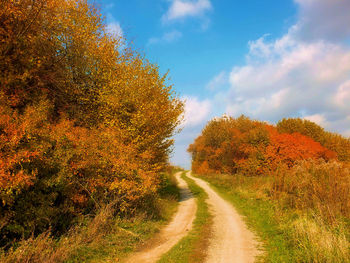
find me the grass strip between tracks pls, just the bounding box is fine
[158,172,212,263]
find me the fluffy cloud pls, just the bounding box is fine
[303,113,329,128]
[106,22,123,38]
[294,0,350,41]
[182,96,212,127]
[148,30,183,45]
[206,71,228,90]
[171,126,202,169]
[334,80,350,109]
[227,35,350,133]
[162,0,212,22]
[171,96,212,168]
[223,1,350,136]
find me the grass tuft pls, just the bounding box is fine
[158,172,212,263]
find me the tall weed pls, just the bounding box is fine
[291,216,350,262]
[272,160,350,222]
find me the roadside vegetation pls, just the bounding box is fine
[0,169,180,263]
[0,0,183,261]
[158,172,212,263]
[188,115,350,262]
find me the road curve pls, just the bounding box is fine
[124,171,197,263]
[187,172,261,263]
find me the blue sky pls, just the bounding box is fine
[100,0,350,168]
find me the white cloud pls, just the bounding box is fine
[171,95,213,168]
[105,12,123,39]
[223,1,350,136]
[182,96,211,127]
[294,0,350,41]
[303,114,329,128]
[171,126,202,169]
[227,35,350,133]
[162,0,212,22]
[247,34,273,59]
[106,22,123,38]
[334,80,350,109]
[206,71,228,90]
[148,30,182,45]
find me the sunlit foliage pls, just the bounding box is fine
[188,115,337,175]
[277,118,350,161]
[0,0,183,245]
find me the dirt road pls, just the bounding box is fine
[187,172,261,263]
[124,171,197,263]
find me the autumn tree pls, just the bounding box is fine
[265,126,337,170]
[277,118,350,161]
[188,116,337,176]
[0,0,183,245]
[188,115,270,174]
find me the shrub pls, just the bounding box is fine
[0,0,183,247]
[188,115,336,175]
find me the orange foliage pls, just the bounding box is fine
[0,0,183,245]
[265,126,337,170]
[277,118,350,161]
[188,115,337,175]
[0,102,41,203]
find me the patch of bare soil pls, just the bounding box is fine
[124,171,197,263]
[187,172,262,263]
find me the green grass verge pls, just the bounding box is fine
[65,172,181,263]
[197,174,297,263]
[158,172,212,263]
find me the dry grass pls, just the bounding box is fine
[271,160,350,222]
[0,171,180,263]
[0,201,177,263]
[199,159,350,262]
[0,203,116,263]
[271,160,350,262]
[292,216,350,263]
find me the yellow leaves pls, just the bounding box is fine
[1,0,183,229]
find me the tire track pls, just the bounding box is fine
[187,172,261,263]
[124,171,197,263]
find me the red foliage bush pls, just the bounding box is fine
[188,116,337,175]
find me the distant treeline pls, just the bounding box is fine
[188,115,350,175]
[0,0,183,247]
